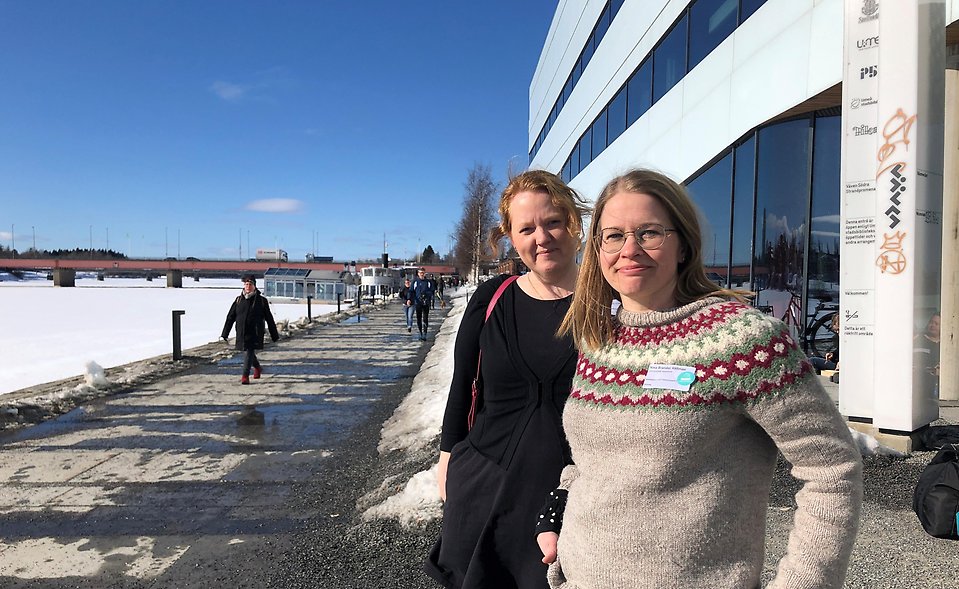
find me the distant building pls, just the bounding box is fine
[263,267,353,301]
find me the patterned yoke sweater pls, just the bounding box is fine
[548,298,863,589]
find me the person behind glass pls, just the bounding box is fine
[399,277,415,334]
[409,268,435,341]
[424,170,590,589]
[536,169,862,589]
[809,312,840,374]
[221,274,280,385]
[914,311,941,397]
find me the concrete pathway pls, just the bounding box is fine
[0,301,445,588]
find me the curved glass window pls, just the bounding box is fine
[592,110,608,158]
[808,115,841,301]
[653,13,688,102]
[689,0,739,70]
[578,130,592,171]
[732,136,756,286]
[754,119,811,299]
[627,59,652,126]
[607,87,627,144]
[686,152,733,285]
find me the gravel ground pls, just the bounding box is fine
[266,412,959,589]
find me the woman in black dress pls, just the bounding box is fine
[425,170,589,589]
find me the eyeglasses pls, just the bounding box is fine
[595,223,676,254]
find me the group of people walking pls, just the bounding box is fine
[425,169,863,589]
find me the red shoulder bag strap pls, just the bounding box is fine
[468,275,519,430]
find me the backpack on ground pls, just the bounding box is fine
[913,444,959,540]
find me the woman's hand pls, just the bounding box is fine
[537,531,559,564]
[437,451,451,501]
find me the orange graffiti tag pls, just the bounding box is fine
[876,108,917,179]
[876,230,908,274]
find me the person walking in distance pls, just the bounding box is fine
[399,277,415,334]
[424,170,590,589]
[409,268,435,341]
[221,274,280,384]
[536,169,862,589]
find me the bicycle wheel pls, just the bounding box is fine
[807,312,838,358]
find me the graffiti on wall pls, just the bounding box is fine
[875,108,917,273]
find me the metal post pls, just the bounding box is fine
[307,295,313,322]
[337,293,341,313]
[172,310,186,360]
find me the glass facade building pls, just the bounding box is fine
[529,0,959,352]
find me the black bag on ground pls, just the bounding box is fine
[917,425,959,451]
[913,445,959,540]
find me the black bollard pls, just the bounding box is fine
[172,310,186,360]
[307,295,313,321]
[337,293,341,314]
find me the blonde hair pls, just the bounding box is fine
[559,169,745,351]
[489,170,590,256]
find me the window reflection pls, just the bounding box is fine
[686,152,733,286]
[808,115,841,302]
[653,14,688,102]
[592,110,608,158]
[732,136,756,287]
[627,59,652,126]
[754,119,812,305]
[607,87,627,144]
[688,0,738,70]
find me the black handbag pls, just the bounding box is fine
[913,444,959,540]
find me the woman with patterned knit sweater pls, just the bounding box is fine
[535,170,862,589]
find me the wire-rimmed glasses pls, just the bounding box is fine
[594,223,676,254]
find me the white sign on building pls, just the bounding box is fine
[840,0,945,432]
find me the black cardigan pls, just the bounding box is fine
[440,275,576,468]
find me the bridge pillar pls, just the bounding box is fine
[166,270,183,288]
[53,268,76,287]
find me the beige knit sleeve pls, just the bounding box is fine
[557,464,579,490]
[747,372,863,589]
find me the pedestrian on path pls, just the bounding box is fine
[536,169,863,589]
[409,268,435,341]
[424,170,589,589]
[399,277,415,334]
[221,274,280,384]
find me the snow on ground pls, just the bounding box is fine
[361,287,900,527]
[1,271,897,527]
[0,272,336,396]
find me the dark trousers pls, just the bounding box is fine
[242,348,261,377]
[416,304,430,334]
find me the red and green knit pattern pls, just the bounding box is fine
[570,300,814,411]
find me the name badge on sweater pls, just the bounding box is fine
[644,364,697,391]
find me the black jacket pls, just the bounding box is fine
[221,291,280,351]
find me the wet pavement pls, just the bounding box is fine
[0,300,446,588]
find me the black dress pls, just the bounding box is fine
[425,275,576,589]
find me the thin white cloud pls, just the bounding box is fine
[210,80,249,101]
[0,231,11,241]
[245,199,304,213]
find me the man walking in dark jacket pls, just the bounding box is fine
[221,274,280,384]
[408,268,435,341]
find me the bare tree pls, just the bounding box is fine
[452,164,499,281]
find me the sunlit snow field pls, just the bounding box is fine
[0,272,336,396]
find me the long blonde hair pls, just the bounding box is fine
[559,169,745,351]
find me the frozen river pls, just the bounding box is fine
[0,272,337,396]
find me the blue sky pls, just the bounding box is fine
[0,0,557,263]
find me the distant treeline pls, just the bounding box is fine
[0,245,127,260]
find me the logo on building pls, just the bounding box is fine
[856,36,879,50]
[850,96,878,110]
[859,0,879,23]
[859,65,878,79]
[853,124,878,136]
